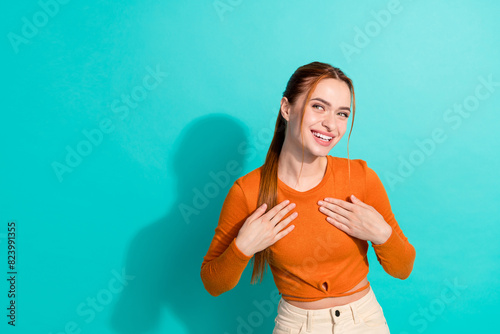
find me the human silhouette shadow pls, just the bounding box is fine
[110,114,279,333]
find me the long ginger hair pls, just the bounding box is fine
[250,61,356,284]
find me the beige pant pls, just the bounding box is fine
[273,286,390,334]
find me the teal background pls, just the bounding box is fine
[1,0,499,333]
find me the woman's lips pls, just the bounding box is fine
[311,130,333,146]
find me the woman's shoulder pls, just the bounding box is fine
[328,155,369,174]
[233,164,263,190]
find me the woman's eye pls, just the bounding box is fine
[313,104,324,111]
[338,112,349,118]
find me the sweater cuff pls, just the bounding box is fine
[372,227,400,251]
[228,239,253,262]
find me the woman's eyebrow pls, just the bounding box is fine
[310,97,351,111]
[311,97,331,106]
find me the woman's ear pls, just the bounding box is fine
[280,97,291,121]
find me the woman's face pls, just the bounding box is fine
[281,78,352,157]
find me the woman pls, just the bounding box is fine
[201,61,416,333]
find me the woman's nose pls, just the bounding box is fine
[321,113,337,132]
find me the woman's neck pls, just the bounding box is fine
[277,151,328,190]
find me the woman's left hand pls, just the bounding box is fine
[318,194,392,245]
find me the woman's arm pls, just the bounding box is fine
[363,162,416,279]
[200,180,253,296]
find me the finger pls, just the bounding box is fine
[273,224,295,243]
[324,209,351,227]
[320,201,351,220]
[269,202,296,225]
[262,199,290,220]
[274,211,298,230]
[350,194,371,209]
[324,197,356,212]
[248,203,268,221]
[327,217,351,234]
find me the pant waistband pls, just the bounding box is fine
[277,286,376,325]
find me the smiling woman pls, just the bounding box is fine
[279,77,352,157]
[200,61,416,334]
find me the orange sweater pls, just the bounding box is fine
[200,155,416,301]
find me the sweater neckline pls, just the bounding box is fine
[277,155,333,195]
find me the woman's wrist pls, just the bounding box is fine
[234,236,254,257]
[372,225,392,245]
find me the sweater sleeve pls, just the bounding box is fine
[200,180,253,296]
[363,163,416,279]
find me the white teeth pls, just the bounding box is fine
[312,131,332,141]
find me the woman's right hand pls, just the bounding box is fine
[234,199,298,257]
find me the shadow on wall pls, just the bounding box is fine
[110,114,278,333]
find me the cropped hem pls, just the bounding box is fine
[280,281,371,302]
